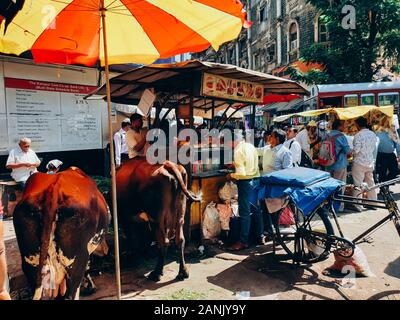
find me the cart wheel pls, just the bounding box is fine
[274,203,334,264]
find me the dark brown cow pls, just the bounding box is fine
[117,157,200,282]
[13,167,109,300]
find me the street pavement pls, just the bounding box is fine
[4,184,400,300]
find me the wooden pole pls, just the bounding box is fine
[100,0,122,300]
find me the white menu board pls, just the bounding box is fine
[5,77,102,152]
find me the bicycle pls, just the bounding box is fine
[271,176,400,264]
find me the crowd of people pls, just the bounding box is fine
[226,116,400,251]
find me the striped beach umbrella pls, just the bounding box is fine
[0,0,249,66]
[0,0,249,300]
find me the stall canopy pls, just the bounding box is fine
[87,60,309,116]
[273,105,394,123]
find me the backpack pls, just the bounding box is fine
[300,149,314,168]
[289,139,315,168]
[318,133,342,167]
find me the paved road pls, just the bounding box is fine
[84,185,400,301]
[5,185,400,300]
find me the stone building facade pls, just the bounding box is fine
[193,0,328,75]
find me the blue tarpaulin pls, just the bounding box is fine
[249,167,343,216]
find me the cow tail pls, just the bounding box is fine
[33,183,59,300]
[163,161,201,202]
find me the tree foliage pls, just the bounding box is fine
[288,0,400,84]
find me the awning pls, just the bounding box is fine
[276,98,304,113]
[273,105,394,122]
[86,60,309,112]
[263,93,301,104]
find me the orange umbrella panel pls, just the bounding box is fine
[0,0,249,66]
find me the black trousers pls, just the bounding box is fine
[376,152,399,183]
[121,153,129,162]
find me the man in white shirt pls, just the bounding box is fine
[6,137,41,186]
[126,113,147,159]
[114,118,130,168]
[296,120,317,158]
[284,126,302,166]
[352,117,378,210]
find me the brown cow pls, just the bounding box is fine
[13,167,109,300]
[117,157,200,282]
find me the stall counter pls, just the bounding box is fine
[190,170,230,229]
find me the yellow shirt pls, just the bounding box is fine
[231,141,260,180]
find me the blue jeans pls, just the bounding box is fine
[237,179,264,245]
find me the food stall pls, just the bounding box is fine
[87,60,308,237]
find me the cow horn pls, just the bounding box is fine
[162,161,201,202]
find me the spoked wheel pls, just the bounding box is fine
[274,203,335,263]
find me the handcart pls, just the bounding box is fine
[259,167,400,264]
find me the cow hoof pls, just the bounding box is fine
[175,271,189,281]
[148,271,162,282]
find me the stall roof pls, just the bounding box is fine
[273,105,394,123]
[276,98,304,112]
[86,60,309,113]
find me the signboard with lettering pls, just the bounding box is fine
[5,78,102,152]
[201,72,264,103]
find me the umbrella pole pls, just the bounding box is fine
[100,1,122,300]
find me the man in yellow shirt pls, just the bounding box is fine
[228,131,264,251]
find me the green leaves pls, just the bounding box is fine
[295,0,400,84]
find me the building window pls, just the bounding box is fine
[378,93,399,106]
[228,48,236,64]
[253,53,260,69]
[289,23,298,51]
[288,22,299,63]
[239,39,247,54]
[344,94,359,108]
[319,19,329,43]
[266,43,276,63]
[361,94,375,106]
[259,6,268,23]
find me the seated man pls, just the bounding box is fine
[6,137,41,188]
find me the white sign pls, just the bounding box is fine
[4,77,101,152]
[138,88,156,116]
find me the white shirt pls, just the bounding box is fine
[284,138,302,166]
[6,147,40,182]
[296,129,311,157]
[113,128,128,166]
[353,128,377,168]
[126,128,146,159]
[258,144,293,174]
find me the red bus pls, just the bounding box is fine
[311,81,400,109]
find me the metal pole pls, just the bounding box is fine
[100,0,122,300]
[211,100,215,128]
